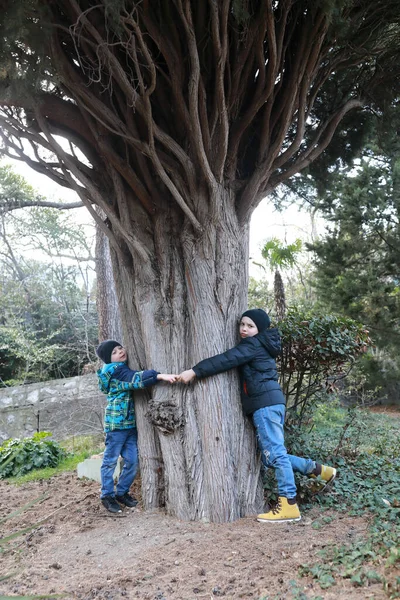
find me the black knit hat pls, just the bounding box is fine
[96,340,122,364]
[241,309,270,332]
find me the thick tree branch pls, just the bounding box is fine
[0,198,84,213]
[265,98,364,193]
[173,0,216,190]
[270,18,330,169]
[237,98,364,225]
[208,0,230,182]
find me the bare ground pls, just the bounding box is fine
[0,471,394,600]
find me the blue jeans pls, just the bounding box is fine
[252,405,315,499]
[100,428,139,498]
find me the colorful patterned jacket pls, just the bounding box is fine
[96,362,159,432]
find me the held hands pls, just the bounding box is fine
[157,373,178,384]
[156,370,197,385]
[177,369,196,384]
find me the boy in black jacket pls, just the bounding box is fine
[178,309,336,523]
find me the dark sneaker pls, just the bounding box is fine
[115,492,138,507]
[101,496,123,513]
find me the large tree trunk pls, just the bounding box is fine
[95,209,123,342]
[111,190,263,522]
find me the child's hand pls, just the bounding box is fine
[157,373,178,384]
[178,369,196,384]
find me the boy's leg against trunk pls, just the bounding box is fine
[116,428,138,496]
[252,405,297,499]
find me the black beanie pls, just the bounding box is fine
[96,340,122,364]
[241,309,271,332]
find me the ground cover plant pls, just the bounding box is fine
[0,433,103,483]
[0,432,67,479]
[294,404,400,598]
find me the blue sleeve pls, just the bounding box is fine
[192,338,258,379]
[112,364,160,388]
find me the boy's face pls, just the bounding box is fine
[239,317,258,338]
[111,345,127,362]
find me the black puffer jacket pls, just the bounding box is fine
[192,328,285,416]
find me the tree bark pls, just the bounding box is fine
[274,270,287,322]
[95,209,123,342]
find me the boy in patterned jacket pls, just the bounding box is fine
[96,339,177,513]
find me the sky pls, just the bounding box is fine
[3,156,323,277]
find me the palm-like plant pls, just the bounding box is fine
[261,238,303,321]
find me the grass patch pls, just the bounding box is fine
[60,433,104,455]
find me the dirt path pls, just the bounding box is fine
[0,473,389,600]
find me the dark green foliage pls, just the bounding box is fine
[0,432,67,479]
[299,113,400,401]
[277,308,372,424]
[308,153,400,352]
[280,103,400,401]
[344,350,400,407]
[0,1,53,98]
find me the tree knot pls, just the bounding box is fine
[146,400,183,435]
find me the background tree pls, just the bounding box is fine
[308,155,400,348]
[247,276,274,313]
[1,1,400,522]
[0,165,98,384]
[305,114,400,402]
[0,163,121,344]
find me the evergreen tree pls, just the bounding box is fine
[1,0,400,521]
[308,139,400,352]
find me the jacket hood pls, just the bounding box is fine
[96,362,125,393]
[257,328,281,357]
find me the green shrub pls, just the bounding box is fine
[0,432,67,479]
[277,308,372,425]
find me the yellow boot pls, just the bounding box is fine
[319,464,337,484]
[257,497,301,523]
[309,463,337,493]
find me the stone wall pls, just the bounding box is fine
[0,374,105,443]
[1,373,398,444]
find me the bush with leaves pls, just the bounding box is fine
[0,432,67,479]
[277,308,372,425]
